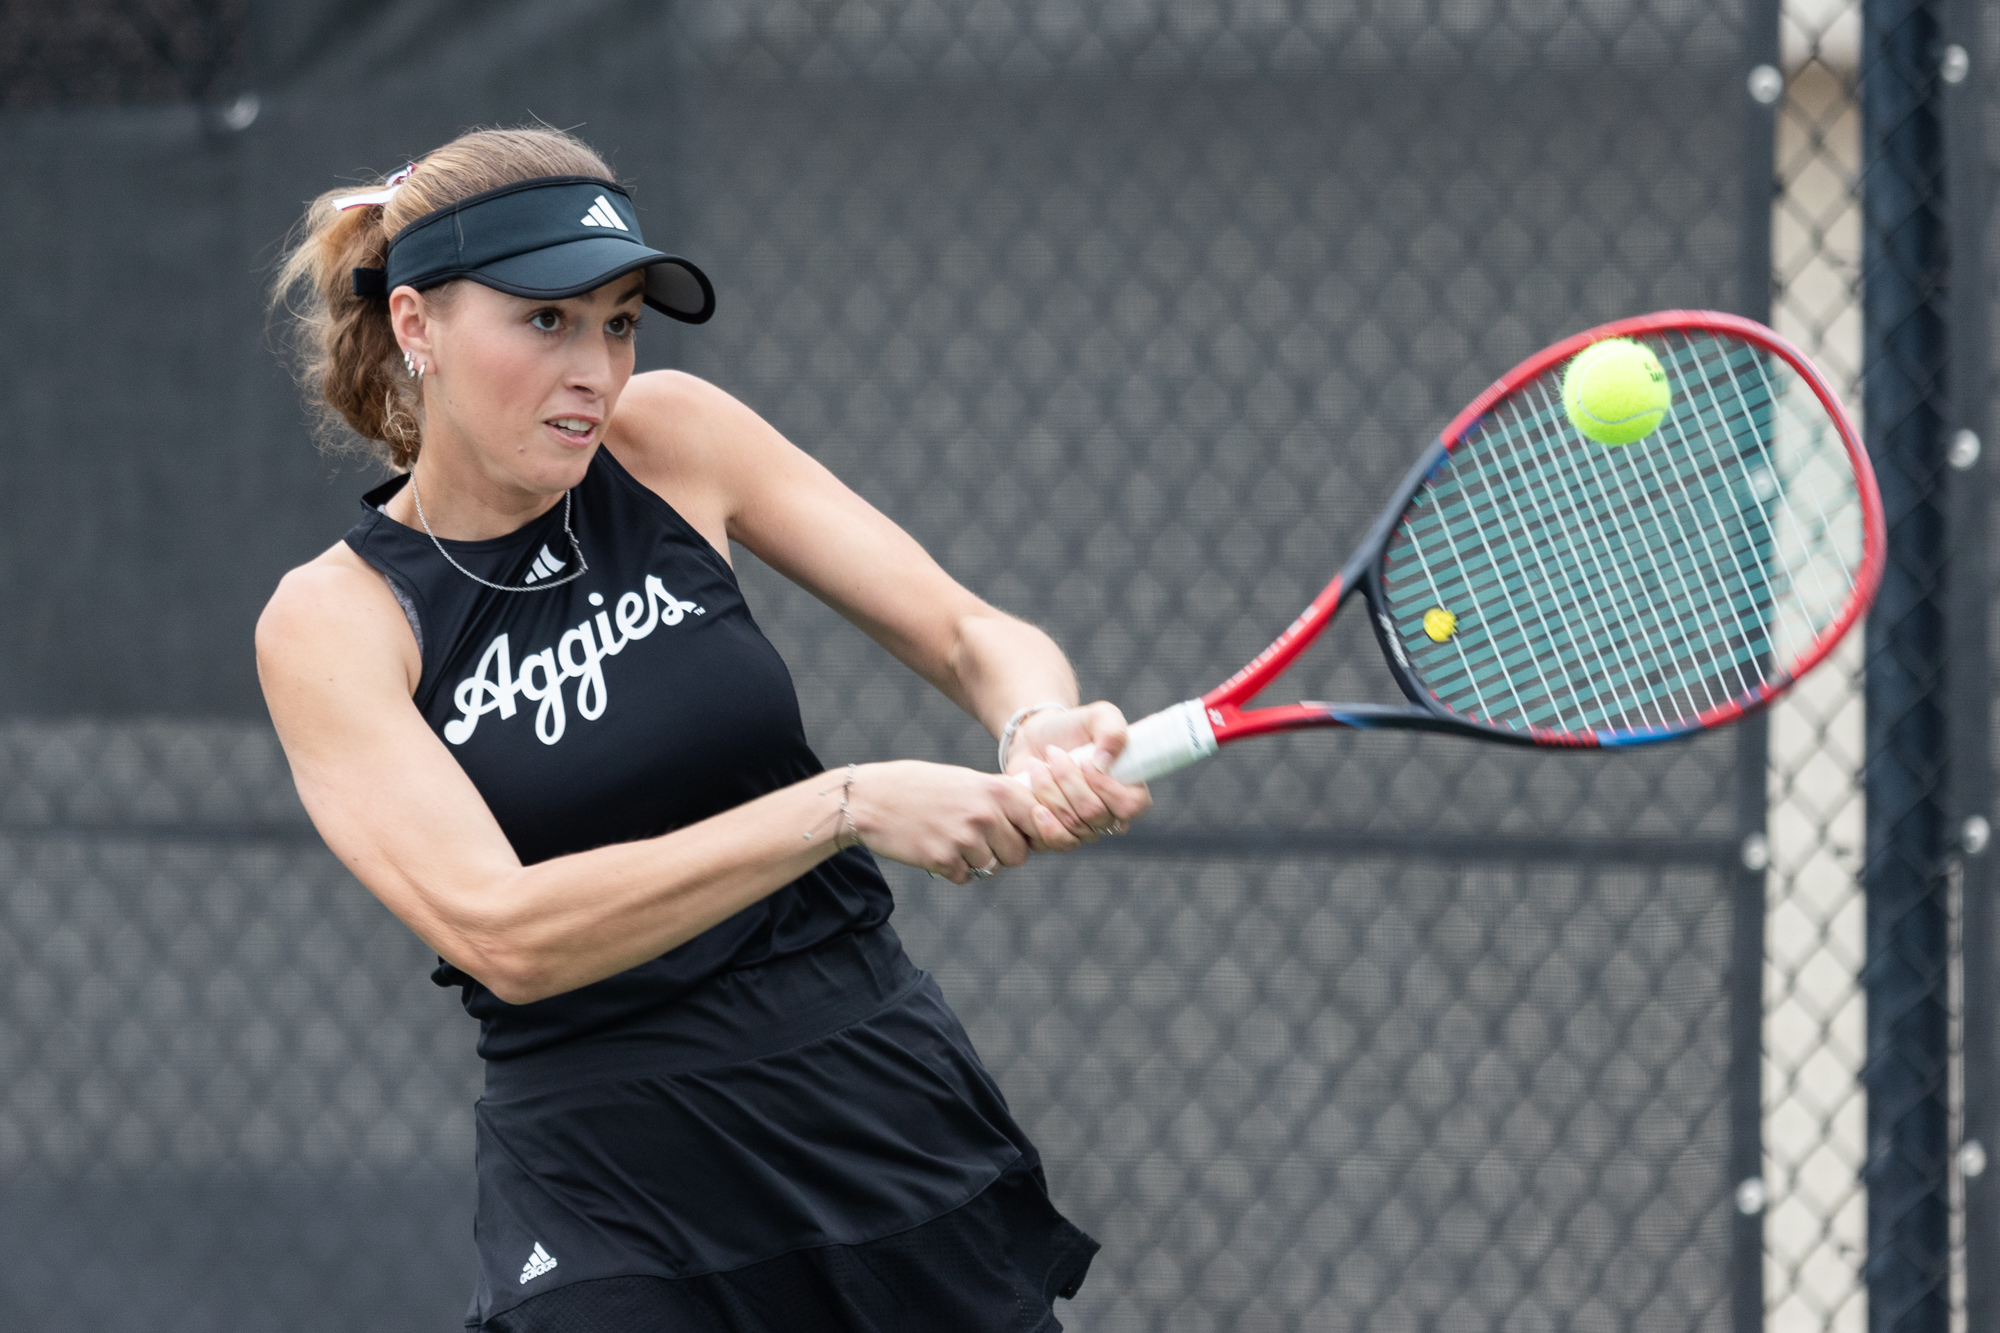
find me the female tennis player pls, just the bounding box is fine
[257,126,1150,1331]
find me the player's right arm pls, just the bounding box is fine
[255,547,1048,1005]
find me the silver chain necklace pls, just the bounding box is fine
[409,473,589,593]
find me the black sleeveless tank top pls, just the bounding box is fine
[343,449,893,1061]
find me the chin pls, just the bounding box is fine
[516,442,597,493]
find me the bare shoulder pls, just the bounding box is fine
[618,367,732,417]
[257,542,421,699]
[617,368,747,429]
[610,370,776,471]
[608,370,793,556]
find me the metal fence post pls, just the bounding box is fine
[1939,0,1994,1323]
[1736,6,1781,1329]
[1861,1,1954,1329]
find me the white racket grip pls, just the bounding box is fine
[1100,699,1219,784]
[1010,699,1218,786]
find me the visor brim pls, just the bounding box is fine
[465,237,715,324]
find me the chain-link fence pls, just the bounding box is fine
[674,23,1757,1330]
[0,0,1990,1330]
[1763,5,1872,1327]
[1760,3,1994,1332]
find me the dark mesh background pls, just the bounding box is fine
[687,70,1751,843]
[0,2,1765,1329]
[0,0,243,108]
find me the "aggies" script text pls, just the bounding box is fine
[444,575,704,746]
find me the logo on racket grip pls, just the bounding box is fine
[445,574,704,747]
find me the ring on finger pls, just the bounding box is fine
[968,856,1000,880]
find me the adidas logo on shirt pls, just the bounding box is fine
[519,1242,559,1284]
[579,195,629,231]
[522,544,567,585]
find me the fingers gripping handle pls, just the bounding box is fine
[1098,700,1219,783]
[1010,699,1219,786]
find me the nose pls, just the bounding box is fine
[564,323,623,395]
[566,343,611,396]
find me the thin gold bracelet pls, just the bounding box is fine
[804,763,860,849]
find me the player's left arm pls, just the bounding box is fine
[609,370,1149,846]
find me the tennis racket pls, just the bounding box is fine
[1090,310,1884,785]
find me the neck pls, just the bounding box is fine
[385,441,578,541]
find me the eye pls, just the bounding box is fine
[528,309,562,333]
[608,313,641,339]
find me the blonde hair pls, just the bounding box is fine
[273,127,616,470]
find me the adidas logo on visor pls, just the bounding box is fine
[579,195,629,231]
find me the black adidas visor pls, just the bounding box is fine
[352,175,714,324]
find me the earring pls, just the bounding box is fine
[403,351,416,378]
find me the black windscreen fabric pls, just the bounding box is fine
[0,1,1757,1329]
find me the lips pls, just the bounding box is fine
[546,416,597,445]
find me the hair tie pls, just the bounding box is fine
[331,162,418,212]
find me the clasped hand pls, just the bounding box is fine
[845,703,1153,885]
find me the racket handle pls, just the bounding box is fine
[1010,700,1219,786]
[1101,700,1219,784]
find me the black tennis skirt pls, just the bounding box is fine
[464,925,1098,1331]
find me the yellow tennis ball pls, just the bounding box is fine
[1423,607,1457,642]
[1562,338,1671,446]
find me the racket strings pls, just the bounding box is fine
[1382,331,1865,737]
[1504,350,1784,728]
[1563,352,1771,708]
[1502,388,1726,727]
[1514,383,1729,720]
[1424,385,1752,730]
[1493,336,1844,727]
[1674,330,1859,660]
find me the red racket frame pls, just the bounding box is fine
[1196,310,1887,750]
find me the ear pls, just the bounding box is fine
[388,287,434,364]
